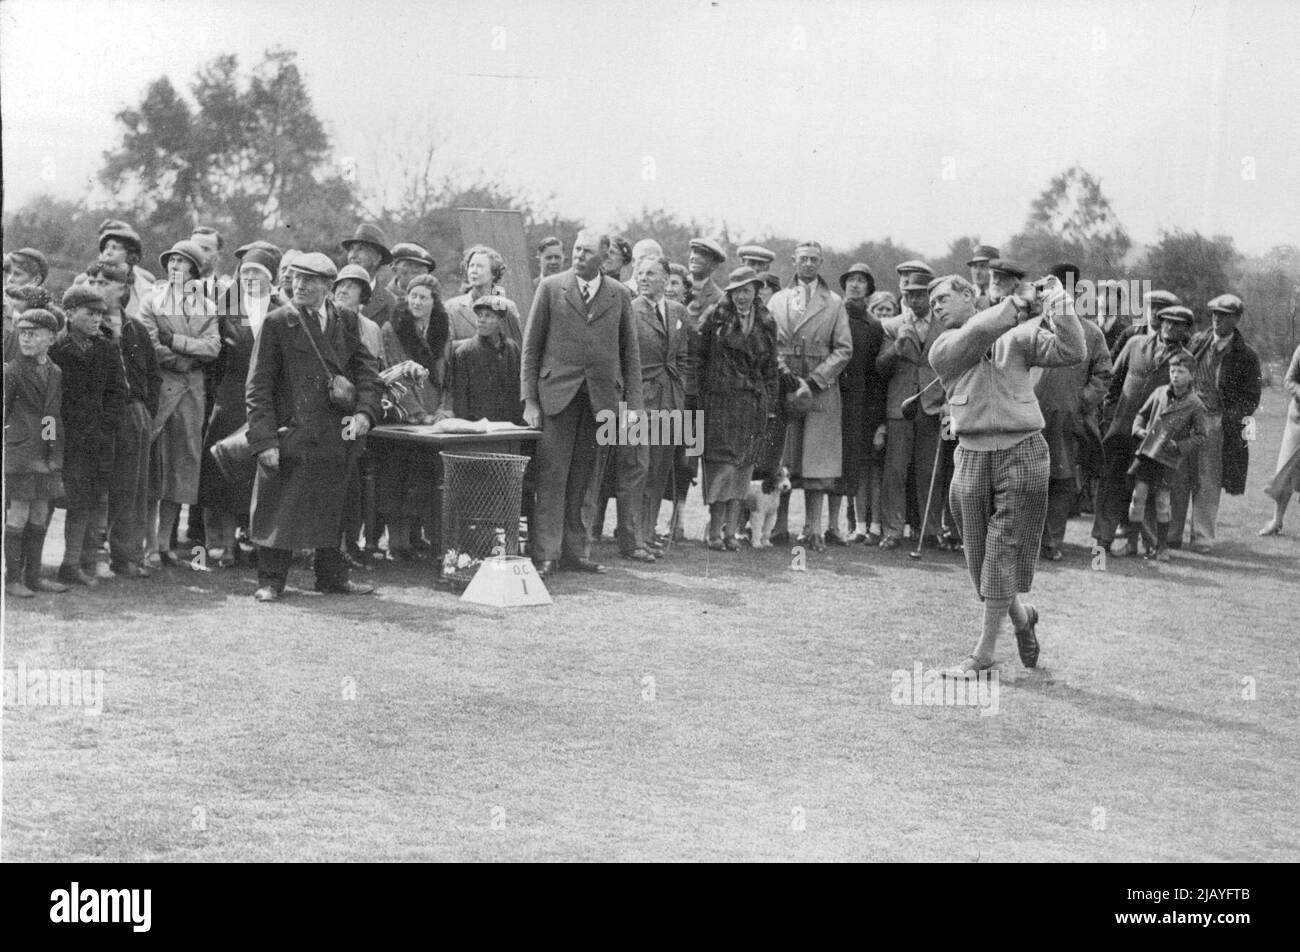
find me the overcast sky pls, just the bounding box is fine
[3,0,1298,257]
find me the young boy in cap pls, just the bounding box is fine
[1129,350,1208,561]
[4,309,68,596]
[88,261,161,576]
[446,296,524,424]
[50,288,127,585]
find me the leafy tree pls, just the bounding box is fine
[1005,166,1131,279]
[99,49,359,252]
[1138,230,1241,328]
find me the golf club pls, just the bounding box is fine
[909,434,946,560]
[900,376,944,421]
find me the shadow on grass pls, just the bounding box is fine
[1012,674,1269,736]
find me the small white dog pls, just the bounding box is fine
[744,466,792,548]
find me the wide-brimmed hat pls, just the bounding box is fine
[158,240,204,275]
[340,223,393,266]
[1207,293,1244,316]
[839,262,876,294]
[966,244,1000,266]
[290,251,339,281]
[98,220,143,256]
[390,242,436,271]
[688,237,726,264]
[723,266,765,294]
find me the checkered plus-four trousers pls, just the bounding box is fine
[950,432,1050,601]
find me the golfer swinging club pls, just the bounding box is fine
[927,271,1084,677]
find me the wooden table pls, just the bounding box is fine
[364,425,541,577]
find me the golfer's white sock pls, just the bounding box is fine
[975,597,1012,663]
[1008,594,1029,628]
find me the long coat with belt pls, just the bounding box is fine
[138,284,219,503]
[1187,327,1262,495]
[245,300,382,550]
[1103,333,1182,441]
[1034,317,1112,479]
[50,328,127,508]
[838,298,887,490]
[632,295,690,413]
[767,277,854,480]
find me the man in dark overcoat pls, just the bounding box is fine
[246,252,383,601]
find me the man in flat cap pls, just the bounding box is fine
[245,252,383,601]
[876,262,944,549]
[341,223,398,328]
[928,274,1084,676]
[1111,289,1179,362]
[685,237,727,330]
[967,244,1000,309]
[1167,293,1261,553]
[522,230,643,577]
[385,242,436,303]
[738,245,776,276]
[1095,302,1195,556]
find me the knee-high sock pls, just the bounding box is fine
[708,502,725,541]
[1128,481,1149,525]
[975,596,1012,663]
[1008,594,1029,628]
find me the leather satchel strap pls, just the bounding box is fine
[299,307,339,379]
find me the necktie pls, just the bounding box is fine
[581,282,591,304]
[659,302,668,333]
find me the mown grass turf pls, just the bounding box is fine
[3,388,1296,861]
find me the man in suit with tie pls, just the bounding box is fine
[876,267,946,548]
[522,230,643,577]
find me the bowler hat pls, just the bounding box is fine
[98,221,144,256]
[723,266,764,294]
[391,242,436,271]
[895,259,933,277]
[966,244,1001,266]
[989,259,1026,280]
[1156,305,1194,325]
[738,244,775,264]
[158,240,204,275]
[839,262,877,294]
[1207,293,1244,316]
[688,237,727,263]
[10,248,48,281]
[290,252,339,281]
[62,286,109,313]
[340,223,393,266]
[14,308,59,333]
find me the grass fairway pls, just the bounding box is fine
[3,387,1297,862]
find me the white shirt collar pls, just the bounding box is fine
[578,272,601,297]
